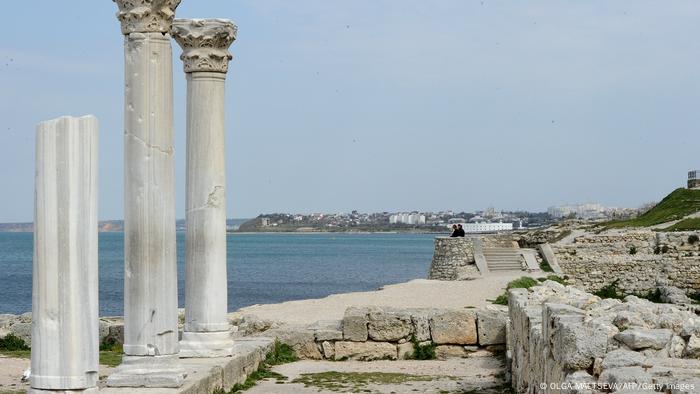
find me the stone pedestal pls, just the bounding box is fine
[107,0,185,387]
[172,19,237,358]
[31,116,99,394]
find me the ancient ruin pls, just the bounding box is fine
[172,18,238,358]
[31,116,99,393]
[106,0,184,387]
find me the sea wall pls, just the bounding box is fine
[552,230,700,293]
[508,281,700,393]
[236,305,509,361]
[428,237,478,280]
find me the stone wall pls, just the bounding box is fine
[428,237,478,280]
[481,234,518,248]
[552,230,700,293]
[508,281,700,393]
[238,306,508,361]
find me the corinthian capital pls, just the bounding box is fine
[113,0,181,35]
[172,19,238,73]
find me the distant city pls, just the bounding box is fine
[239,203,640,233]
[0,203,641,233]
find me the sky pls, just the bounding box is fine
[0,1,698,222]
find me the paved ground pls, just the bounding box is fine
[0,355,115,393]
[247,357,507,394]
[230,274,541,325]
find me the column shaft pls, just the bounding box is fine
[172,18,237,358]
[185,72,229,333]
[122,32,179,357]
[31,116,99,393]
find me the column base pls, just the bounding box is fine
[28,388,98,394]
[179,331,234,358]
[106,354,186,388]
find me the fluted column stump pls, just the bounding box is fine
[107,0,185,387]
[172,19,237,358]
[30,116,99,394]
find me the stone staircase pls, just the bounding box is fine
[482,247,525,271]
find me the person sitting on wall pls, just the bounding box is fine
[449,224,459,237]
[456,224,466,237]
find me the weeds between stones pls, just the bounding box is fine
[214,339,297,393]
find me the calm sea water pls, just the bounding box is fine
[0,232,435,316]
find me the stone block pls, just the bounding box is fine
[334,341,397,361]
[550,319,608,370]
[342,307,368,342]
[435,345,468,360]
[600,349,645,369]
[684,334,700,358]
[321,341,335,359]
[429,309,477,345]
[410,309,434,342]
[397,342,414,360]
[615,329,673,350]
[477,307,508,345]
[9,322,32,347]
[0,314,17,329]
[314,329,343,342]
[598,366,653,387]
[264,328,322,360]
[367,308,413,342]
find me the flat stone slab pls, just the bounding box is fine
[101,337,273,394]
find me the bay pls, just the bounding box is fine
[0,232,435,316]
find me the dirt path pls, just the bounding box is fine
[247,357,507,393]
[231,274,540,325]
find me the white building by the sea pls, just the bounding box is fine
[448,221,513,233]
[389,213,426,225]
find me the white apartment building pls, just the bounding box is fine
[390,213,426,225]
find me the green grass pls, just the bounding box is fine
[264,340,298,366]
[602,188,700,229]
[0,348,121,367]
[214,340,296,393]
[492,277,540,305]
[407,335,436,360]
[594,279,625,300]
[0,349,30,358]
[539,259,553,272]
[291,371,455,392]
[665,219,700,232]
[0,334,29,351]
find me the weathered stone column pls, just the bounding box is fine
[107,0,185,387]
[172,19,237,358]
[31,116,99,393]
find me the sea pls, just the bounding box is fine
[0,232,436,316]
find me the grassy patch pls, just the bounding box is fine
[0,350,30,359]
[539,259,553,272]
[407,335,436,360]
[99,351,122,367]
[665,219,700,232]
[0,334,29,351]
[602,188,700,229]
[292,371,454,392]
[492,277,540,305]
[265,340,298,366]
[594,279,624,300]
[635,288,663,303]
[537,275,568,285]
[214,340,296,393]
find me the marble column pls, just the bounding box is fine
[172,19,237,358]
[31,116,99,394]
[107,0,185,387]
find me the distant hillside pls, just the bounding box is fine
[603,188,700,230]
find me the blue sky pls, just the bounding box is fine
[0,1,698,222]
